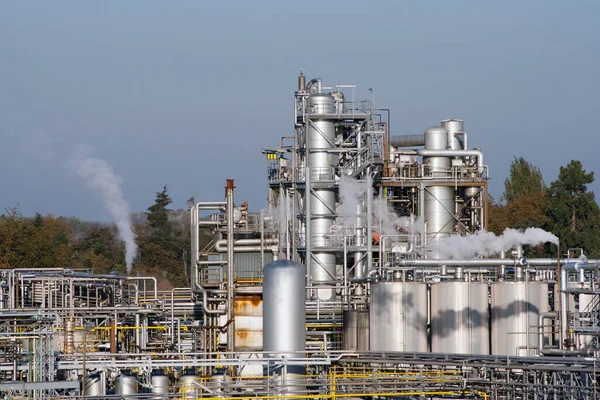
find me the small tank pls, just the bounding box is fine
[208,372,232,393]
[83,372,104,397]
[115,373,138,399]
[150,370,169,399]
[179,373,200,400]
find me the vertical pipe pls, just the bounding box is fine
[110,319,116,354]
[135,314,141,352]
[226,179,235,352]
[367,169,373,272]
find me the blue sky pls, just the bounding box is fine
[1,1,599,220]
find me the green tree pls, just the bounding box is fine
[503,157,546,203]
[548,160,600,257]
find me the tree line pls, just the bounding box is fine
[489,158,600,258]
[0,186,199,287]
[1,159,599,285]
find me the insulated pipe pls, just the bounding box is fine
[214,238,279,252]
[538,312,556,355]
[226,179,235,352]
[396,258,598,267]
[417,149,485,174]
[306,78,322,94]
[390,134,425,148]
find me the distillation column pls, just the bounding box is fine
[423,126,454,252]
[306,91,337,301]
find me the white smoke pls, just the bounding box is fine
[71,150,137,273]
[339,177,423,238]
[430,227,559,259]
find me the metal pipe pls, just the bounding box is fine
[417,149,485,174]
[390,134,425,148]
[214,238,279,252]
[306,78,322,93]
[226,179,235,352]
[396,258,594,267]
[538,312,556,355]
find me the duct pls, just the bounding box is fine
[417,149,485,174]
[390,134,425,148]
[305,78,322,94]
[215,238,279,252]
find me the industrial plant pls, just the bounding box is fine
[1,72,599,399]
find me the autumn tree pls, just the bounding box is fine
[548,160,600,257]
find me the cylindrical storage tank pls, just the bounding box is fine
[369,282,428,352]
[263,260,306,396]
[491,282,550,356]
[431,281,489,354]
[424,186,455,245]
[441,119,464,150]
[263,260,306,358]
[208,372,232,393]
[178,373,200,400]
[424,126,449,176]
[83,372,104,397]
[115,373,138,399]
[150,370,169,399]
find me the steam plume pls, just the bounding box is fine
[430,227,559,259]
[71,151,137,273]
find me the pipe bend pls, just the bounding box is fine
[306,78,322,94]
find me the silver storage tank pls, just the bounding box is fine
[491,281,550,356]
[115,373,138,399]
[263,260,306,396]
[370,282,428,352]
[263,260,306,357]
[423,126,454,250]
[150,370,169,399]
[431,281,489,354]
[83,372,104,397]
[179,373,200,400]
[343,310,369,351]
[441,119,464,150]
[307,93,337,301]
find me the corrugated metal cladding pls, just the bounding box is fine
[205,252,273,284]
[232,252,274,279]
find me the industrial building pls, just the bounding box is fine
[1,72,599,399]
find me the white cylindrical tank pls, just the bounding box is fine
[491,281,550,356]
[83,372,104,397]
[441,119,464,150]
[343,310,370,351]
[179,373,200,400]
[431,281,489,354]
[263,260,306,358]
[115,373,138,399]
[369,282,428,352]
[150,370,169,399]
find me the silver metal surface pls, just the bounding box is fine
[424,186,454,241]
[369,282,428,352]
[263,260,306,358]
[115,374,138,398]
[83,372,104,396]
[431,281,489,354]
[306,93,337,300]
[441,119,464,150]
[179,373,200,400]
[150,372,169,397]
[491,282,550,356]
[424,126,449,176]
